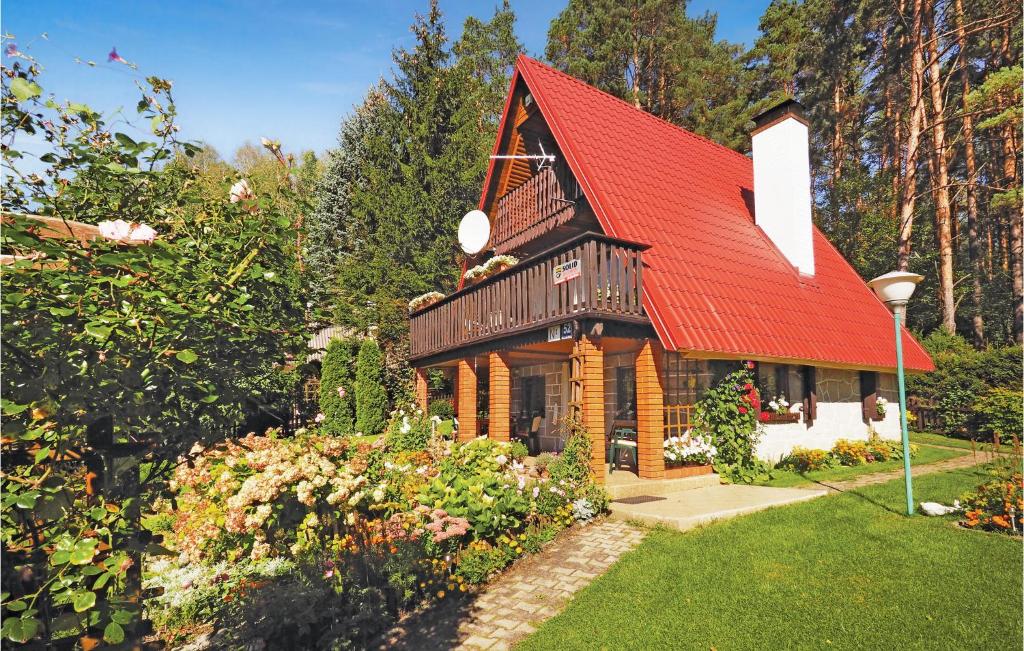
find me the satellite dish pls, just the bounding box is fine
[458,210,491,255]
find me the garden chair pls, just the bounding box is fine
[527,415,543,455]
[608,424,638,473]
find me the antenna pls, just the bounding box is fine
[457,210,491,255]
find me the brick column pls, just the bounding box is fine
[456,359,478,441]
[576,335,606,484]
[488,352,511,442]
[414,368,429,413]
[636,339,666,479]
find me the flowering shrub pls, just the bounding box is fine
[694,367,769,483]
[663,431,717,465]
[147,423,605,647]
[778,447,836,472]
[777,435,915,473]
[960,467,1023,535]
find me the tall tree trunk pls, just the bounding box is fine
[1004,129,1023,341]
[897,0,926,272]
[925,0,956,332]
[832,83,845,187]
[954,0,985,345]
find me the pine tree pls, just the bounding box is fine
[355,338,388,434]
[319,337,357,435]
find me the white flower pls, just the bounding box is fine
[129,222,157,243]
[229,179,254,203]
[495,454,508,466]
[314,413,325,423]
[98,219,133,241]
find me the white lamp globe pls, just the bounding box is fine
[867,271,924,308]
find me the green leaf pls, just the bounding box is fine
[175,349,198,364]
[15,492,39,509]
[103,621,125,644]
[34,447,51,464]
[110,608,135,625]
[85,323,113,339]
[1,399,28,416]
[68,101,92,114]
[71,591,96,613]
[5,600,27,612]
[10,78,42,102]
[70,541,97,565]
[114,132,138,148]
[3,616,39,643]
[92,573,111,590]
[50,550,71,566]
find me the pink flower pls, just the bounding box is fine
[98,219,132,241]
[337,386,346,399]
[5,43,22,58]
[314,413,325,423]
[108,47,128,65]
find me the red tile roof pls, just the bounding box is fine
[482,55,933,372]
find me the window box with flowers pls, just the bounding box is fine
[663,432,716,478]
[759,395,801,424]
[409,291,445,313]
[463,255,519,285]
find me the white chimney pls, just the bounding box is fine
[751,100,815,276]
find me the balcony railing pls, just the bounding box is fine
[409,233,648,361]
[491,162,583,254]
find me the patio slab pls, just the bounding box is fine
[609,483,827,531]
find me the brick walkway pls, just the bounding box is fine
[379,519,647,650]
[817,446,982,492]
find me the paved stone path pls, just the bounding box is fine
[817,446,982,492]
[379,519,647,650]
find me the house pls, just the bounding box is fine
[408,55,933,483]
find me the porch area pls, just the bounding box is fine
[413,331,713,485]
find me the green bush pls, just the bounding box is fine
[907,331,1022,437]
[386,406,433,452]
[456,543,513,584]
[319,337,357,435]
[695,368,770,483]
[355,338,389,434]
[974,388,1024,444]
[549,415,593,486]
[428,398,455,419]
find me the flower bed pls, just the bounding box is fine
[777,434,917,472]
[959,466,1023,535]
[144,411,605,648]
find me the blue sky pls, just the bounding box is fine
[3,1,770,160]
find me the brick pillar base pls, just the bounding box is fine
[576,335,606,484]
[489,352,511,442]
[456,359,478,441]
[636,339,666,479]
[414,368,429,413]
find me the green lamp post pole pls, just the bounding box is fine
[893,309,914,516]
[867,270,924,517]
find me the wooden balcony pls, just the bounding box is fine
[491,161,584,255]
[409,233,648,361]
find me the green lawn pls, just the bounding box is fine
[520,466,1022,651]
[757,444,966,488]
[910,431,995,452]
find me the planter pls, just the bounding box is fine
[759,412,802,424]
[663,463,714,479]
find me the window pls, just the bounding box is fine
[615,366,636,419]
[521,376,544,418]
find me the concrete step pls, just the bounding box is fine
[606,472,720,501]
[608,484,828,531]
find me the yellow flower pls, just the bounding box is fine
[437,590,446,599]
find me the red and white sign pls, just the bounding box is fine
[552,259,580,285]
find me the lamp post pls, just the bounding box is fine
[867,271,924,516]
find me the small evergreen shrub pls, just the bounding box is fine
[549,414,593,486]
[974,388,1024,444]
[355,338,388,434]
[428,398,455,420]
[318,337,357,435]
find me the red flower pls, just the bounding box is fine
[744,383,753,391]
[738,406,748,414]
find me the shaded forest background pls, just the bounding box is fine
[257,0,1019,378]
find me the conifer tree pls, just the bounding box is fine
[319,337,357,435]
[355,338,388,434]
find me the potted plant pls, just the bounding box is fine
[409,291,445,313]
[759,394,801,424]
